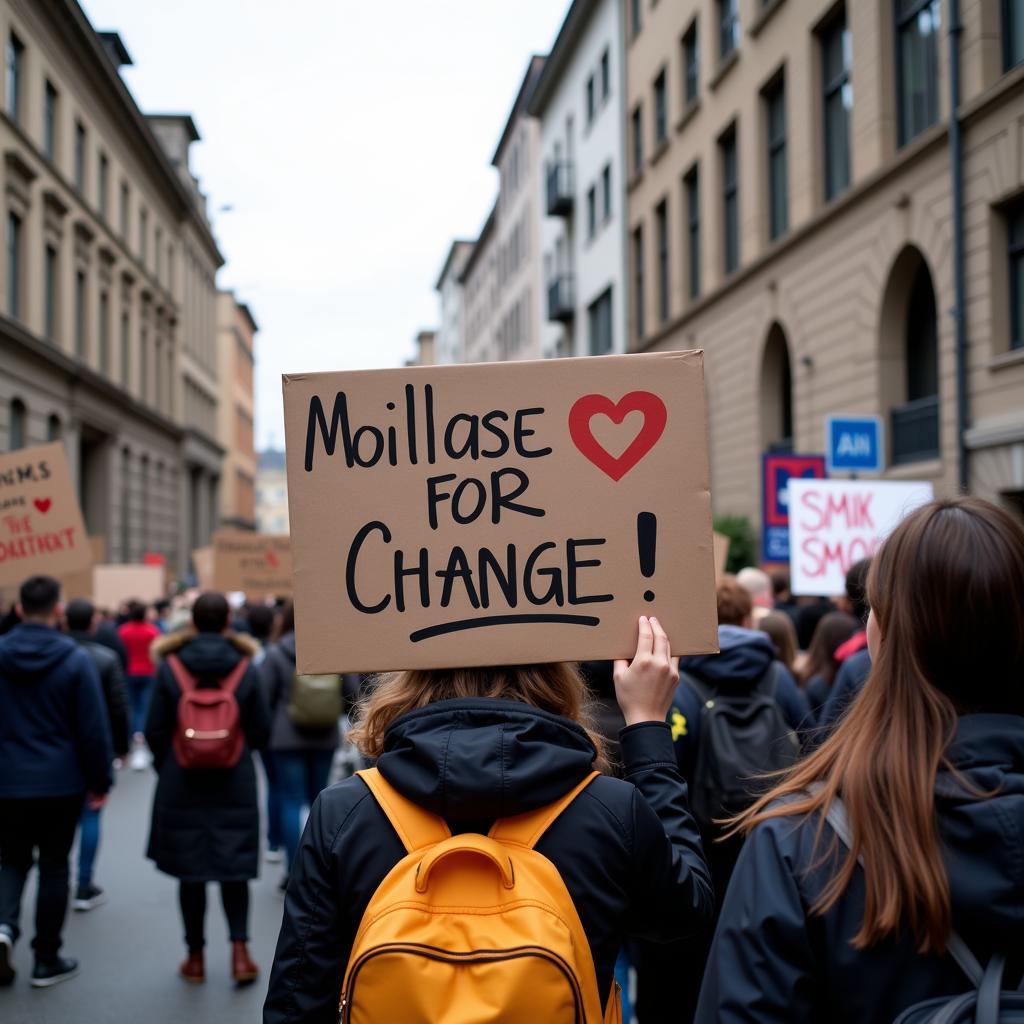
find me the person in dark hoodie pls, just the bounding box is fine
[64,598,131,912]
[145,592,270,987]
[263,615,714,1024]
[0,576,113,989]
[696,497,1024,1022]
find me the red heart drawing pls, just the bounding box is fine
[265,550,279,568]
[34,498,52,514]
[568,392,668,482]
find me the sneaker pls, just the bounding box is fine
[0,925,15,987]
[265,847,283,864]
[73,884,106,911]
[30,956,79,988]
[129,747,150,771]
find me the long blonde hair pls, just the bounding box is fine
[349,662,609,773]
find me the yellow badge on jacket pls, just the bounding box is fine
[670,709,688,740]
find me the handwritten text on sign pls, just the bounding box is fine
[282,352,717,673]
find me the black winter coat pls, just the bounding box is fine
[263,698,714,1024]
[145,630,270,882]
[696,713,1024,1023]
[69,629,131,758]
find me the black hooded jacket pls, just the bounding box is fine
[696,713,1024,1022]
[69,628,131,758]
[263,698,714,1024]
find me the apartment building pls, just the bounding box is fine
[434,238,472,364]
[530,0,628,359]
[625,0,1024,529]
[256,447,288,535]
[217,291,258,531]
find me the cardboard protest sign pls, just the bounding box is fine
[92,564,166,610]
[713,531,730,579]
[211,531,292,597]
[0,442,92,588]
[59,535,107,601]
[789,479,934,596]
[192,546,215,590]
[282,350,718,673]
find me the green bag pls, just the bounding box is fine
[286,673,343,729]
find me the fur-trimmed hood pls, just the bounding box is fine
[151,628,260,666]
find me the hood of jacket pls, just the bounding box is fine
[680,625,775,688]
[0,622,78,680]
[153,629,259,679]
[378,697,598,822]
[937,713,1024,936]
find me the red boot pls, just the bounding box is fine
[231,941,259,985]
[179,951,205,984]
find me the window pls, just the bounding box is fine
[630,0,642,39]
[906,261,938,401]
[631,104,644,176]
[44,245,57,340]
[8,399,26,451]
[683,21,699,105]
[98,290,110,374]
[1006,0,1024,69]
[119,182,129,238]
[155,226,163,282]
[587,288,613,356]
[896,0,941,147]
[632,225,645,342]
[43,80,58,160]
[587,185,597,240]
[47,414,61,441]
[5,33,23,124]
[6,211,20,318]
[653,69,668,145]
[718,0,739,60]
[586,74,595,125]
[74,270,86,357]
[600,48,610,101]
[765,76,788,240]
[601,163,612,222]
[98,152,109,221]
[656,199,669,323]
[140,325,148,401]
[121,308,130,386]
[822,10,852,200]
[1008,203,1024,349]
[685,166,701,299]
[74,120,86,192]
[720,125,739,274]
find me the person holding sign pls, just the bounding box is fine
[696,498,1024,1022]
[263,616,713,1024]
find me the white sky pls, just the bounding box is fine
[80,0,566,449]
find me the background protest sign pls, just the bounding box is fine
[0,441,92,588]
[59,535,107,601]
[789,478,934,595]
[192,546,215,590]
[283,350,718,673]
[713,531,730,579]
[212,531,292,597]
[92,564,166,610]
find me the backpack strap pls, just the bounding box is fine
[356,767,451,854]
[824,795,985,987]
[682,671,714,706]
[220,656,250,695]
[167,654,197,693]
[489,771,600,849]
[755,661,780,699]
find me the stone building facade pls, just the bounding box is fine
[217,291,257,530]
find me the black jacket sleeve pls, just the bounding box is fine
[241,665,272,752]
[102,652,131,758]
[619,721,715,942]
[74,651,114,795]
[144,665,176,770]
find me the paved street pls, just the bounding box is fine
[2,763,286,1023]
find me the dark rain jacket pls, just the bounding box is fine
[145,630,270,882]
[263,698,714,1024]
[696,713,1024,1023]
[0,622,113,798]
[69,629,131,758]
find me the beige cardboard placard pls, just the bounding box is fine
[713,531,730,579]
[59,536,107,601]
[211,531,292,597]
[283,350,718,673]
[192,546,215,590]
[92,564,165,610]
[0,441,92,588]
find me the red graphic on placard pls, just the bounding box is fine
[568,391,668,482]
[265,550,279,568]
[33,498,52,514]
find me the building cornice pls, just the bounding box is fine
[526,0,597,118]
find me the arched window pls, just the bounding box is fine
[8,398,26,450]
[760,323,794,453]
[120,447,132,562]
[46,413,61,441]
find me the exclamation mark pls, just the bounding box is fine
[637,512,657,603]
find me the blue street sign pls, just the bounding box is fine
[826,416,884,474]
[761,453,827,564]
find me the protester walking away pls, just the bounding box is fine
[260,602,345,880]
[769,568,799,627]
[757,612,798,677]
[697,498,1024,1023]
[118,601,161,770]
[145,592,270,987]
[798,611,861,722]
[736,567,773,624]
[263,615,714,1024]
[0,576,113,989]
[64,598,130,912]
[249,602,283,862]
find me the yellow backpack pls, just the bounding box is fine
[340,767,621,1024]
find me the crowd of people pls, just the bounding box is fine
[0,496,1021,1023]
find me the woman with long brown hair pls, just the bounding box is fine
[264,616,714,1023]
[798,610,861,720]
[695,498,1024,1022]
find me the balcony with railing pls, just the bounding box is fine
[546,274,575,323]
[545,162,574,217]
[891,394,940,465]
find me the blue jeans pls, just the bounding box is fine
[77,805,101,889]
[126,675,154,736]
[277,750,335,869]
[260,751,284,851]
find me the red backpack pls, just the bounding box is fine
[168,654,249,769]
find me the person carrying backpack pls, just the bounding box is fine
[696,497,1024,1023]
[145,592,270,987]
[262,615,714,1024]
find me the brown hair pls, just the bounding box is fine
[729,497,1024,954]
[798,611,862,687]
[349,662,609,773]
[716,575,753,626]
[758,612,798,672]
[271,600,295,642]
